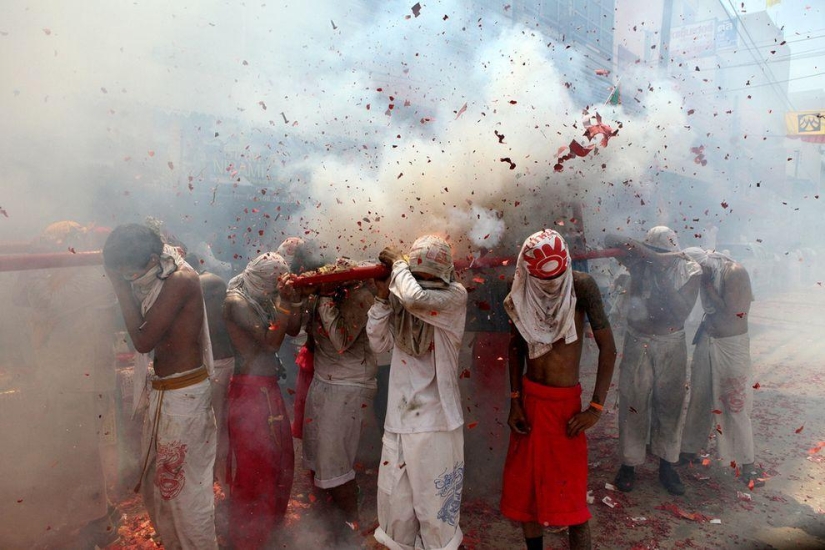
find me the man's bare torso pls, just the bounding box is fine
[151,270,206,378]
[224,294,281,376]
[523,272,610,387]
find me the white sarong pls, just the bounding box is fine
[211,356,234,487]
[139,370,218,550]
[681,332,755,464]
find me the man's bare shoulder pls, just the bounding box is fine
[200,272,228,295]
[572,271,601,298]
[160,267,201,297]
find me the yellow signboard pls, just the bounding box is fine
[785,110,825,136]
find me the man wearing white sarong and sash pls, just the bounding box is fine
[367,235,467,550]
[678,247,764,488]
[605,226,701,496]
[103,224,217,550]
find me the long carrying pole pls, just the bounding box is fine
[0,248,626,277]
[0,251,103,272]
[291,248,625,288]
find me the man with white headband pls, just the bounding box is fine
[678,247,764,488]
[223,251,302,549]
[605,226,701,496]
[103,224,218,549]
[367,235,468,550]
[500,229,616,550]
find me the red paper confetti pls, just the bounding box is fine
[795,425,804,434]
[455,102,468,119]
[467,421,479,430]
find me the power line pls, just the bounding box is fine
[720,0,797,111]
[701,70,825,93]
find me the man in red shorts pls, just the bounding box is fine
[500,229,617,550]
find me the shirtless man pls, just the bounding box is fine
[102,224,217,550]
[679,248,763,488]
[605,226,701,495]
[500,229,616,550]
[199,271,235,491]
[223,252,301,550]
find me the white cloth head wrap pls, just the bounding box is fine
[276,237,305,272]
[407,235,455,284]
[644,226,681,252]
[227,252,289,322]
[504,229,578,359]
[682,247,743,314]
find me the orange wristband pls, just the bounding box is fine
[589,401,604,411]
[510,391,521,399]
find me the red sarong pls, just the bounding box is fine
[227,375,294,550]
[291,344,314,439]
[500,378,591,527]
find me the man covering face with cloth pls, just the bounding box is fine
[500,229,616,550]
[103,224,217,550]
[367,235,468,550]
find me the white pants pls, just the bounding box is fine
[210,357,234,487]
[303,378,376,489]
[618,327,688,465]
[140,375,218,550]
[375,428,464,550]
[682,333,755,464]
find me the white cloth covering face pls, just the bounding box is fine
[130,245,214,417]
[503,230,577,360]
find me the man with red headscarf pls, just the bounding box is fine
[367,235,468,550]
[500,229,616,550]
[223,252,301,549]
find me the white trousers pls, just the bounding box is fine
[618,327,688,465]
[375,428,464,550]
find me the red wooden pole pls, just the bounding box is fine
[291,248,625,288]
[0,247,626,277]
[0,251,103,272]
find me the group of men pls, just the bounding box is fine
[94,220,760,550]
